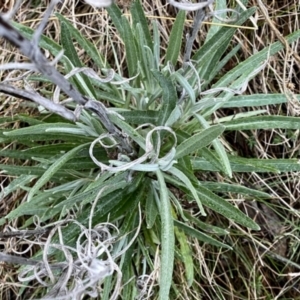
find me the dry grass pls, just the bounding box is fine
[1,0,300,299]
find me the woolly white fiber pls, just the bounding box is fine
[84,0,113,8]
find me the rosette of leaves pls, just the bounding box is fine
[1,0,300,299]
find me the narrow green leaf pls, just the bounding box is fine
[225,116,300,130]
[0,190,61,226]
[218,110,272,121]
[183,212,229,235]
[45,178,86,194]
[176,156,199,186]
[193,8,256,62]
[109,114,146,149]
[190,8,256,84]
[82,185,127,221]
[22,143,82,156]
[55,172,127,209]
[214,29,300,90]
[162,172,256,230]
[173,71,196,104]
[107,4,137,76]
[60,21,82,68]
[197,185,260,230]
[93,89,124,106]
[169,167,206,216]
[0,164,72,180]
[165,10,186,66]
[191,156,280,173]
[203,62,298,117]
[106,3,124,36]
[108,174,146,222]
[194,114,232,177]
[3,123,83,137]
[165,105,182,127]
[2,175,36,197]
[59,21,96,97]
[56,14,107,69]
[145,184,158,229]
[200,181,271,199]
[0,149,41,160]
[122,16,138,77]
[156,170,175,300]
[18,115,45,125]
[174,220,232,249]
[27,143,88,201]
[102,277,113,300]
[43,178,129,227]
[230,157,300,173]
[118,110,158,124]
[208,44,241,83]
[133,24,155,88]
[152,20,160,69]
[13,22,63,57]
[169,191,189,222]
[175,125,225,159]
[121,246,135,300]
[223,94,300,108]
[198,148,225,173]
[152,71,177,126]
[131,0,153,49]
[174,225,194,286]
[206,0,227,41]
